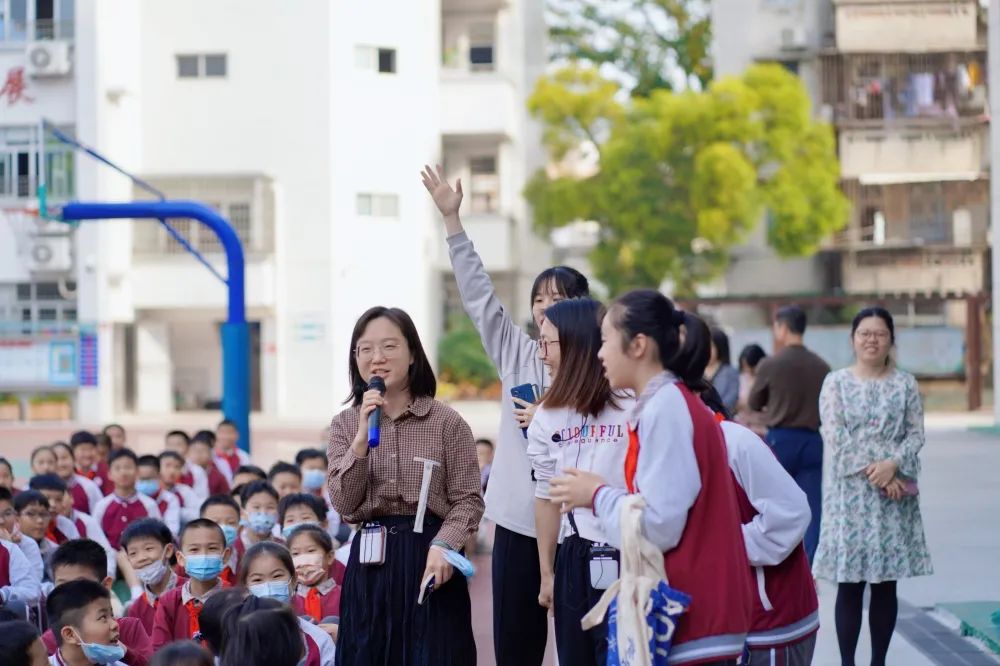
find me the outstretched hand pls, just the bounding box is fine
[421,164,463,218]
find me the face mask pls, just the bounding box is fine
[217,524,238,546]
[248,512,277,535]
[135,557,168,586]
[436,546,476,578]
[184,554,225,581]
[249,579,291,604]
[136,479,160,497]
[73,631,126,665]
[302,469,325,491]
[292,552,326,585]
[282,520,317,541]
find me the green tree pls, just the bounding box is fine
[548,0,712,96]
[526,63,849,296]
[437,315,497,388]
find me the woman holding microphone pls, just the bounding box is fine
[327,306,484,665]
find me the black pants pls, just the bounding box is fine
[835,581,897,666]
[553,533,610,666]
[492,525,548,666]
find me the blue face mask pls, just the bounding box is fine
[249,579,291,604]
[281,520,318,541]
[136,479,160,497]
[302,469,326,491]
[73,631,126,665]
[184,554,225,582]
[220,524,238,546]
[248,512,277,535]
[439,547,476,578]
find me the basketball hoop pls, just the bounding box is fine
[1,205,44,257]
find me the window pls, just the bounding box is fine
[355,45,397,74]
[468,23,495,72]
[176,53,228,79]
[469,156,499,213]
[356,193,399,218]
[1,0,74,42]
[0,125,75,200]
[2,280,77,329]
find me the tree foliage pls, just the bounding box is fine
[548,0,713,96]
[438,315,497,389]
[526,63,849,296]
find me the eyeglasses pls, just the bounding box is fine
[537,339,560,355]
[856,330,891,341]
[354,342,402,361]
[0,509,16,520]
[20,510,51,521]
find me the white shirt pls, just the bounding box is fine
[71,510,118,578]
[167,483,202,524]
[721,421,811,566]
[72,474,105,513]
[527,399,633,544]
[212,449,251,484]
[14,536,44,583]
[0,539,41,604]
[595,378,702,552]
[183,461,210,500]
[298,616,336,665]
[153,489,182,535]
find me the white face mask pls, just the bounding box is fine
[135,558,168,586]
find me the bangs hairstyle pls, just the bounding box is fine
[237,541,295,587]
[530,266,590,304]
[286,524,334,553]
[344,306,436,405]
[541,298,620,417]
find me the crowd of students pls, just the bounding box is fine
[0,422,347,666]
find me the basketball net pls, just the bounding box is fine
[1,204,44,257]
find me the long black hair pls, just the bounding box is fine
[0,619,41,665]
[344,306,436,405]
[530,266,590,304]
[710,327,732,366]
[609,289,713,392]
[219,606,302,666]
[738,344,767,371]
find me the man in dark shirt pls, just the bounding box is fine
[749,305,830,562]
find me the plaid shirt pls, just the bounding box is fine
[327,396,484,550]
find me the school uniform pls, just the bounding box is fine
[151,578,226,650]
[179,461,210,500]
[212,448,250,484]
[69,509,118,578]
[92,492,163,550]
[165,483,201,525]
[299,616,336,666]
[44,515,80,545]
[526,399,632,666]
[594,373,754,665]
[294,578,341,622]
[328,558,346,585]
[78,461,114,496]
[328,396,484,666]
[203,463,231,496]
[14,535,44,584]
[68,474,104,514]
[127,571,184,636]
[721,421,819,665]
[149,487,181,534]
[43,616,153,666]
[0,538,42,605]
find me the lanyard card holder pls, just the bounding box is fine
[359,524,387,565]
[588,543,619,590]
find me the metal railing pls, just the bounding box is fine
[0,19,75,43]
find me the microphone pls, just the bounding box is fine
[367,376,386,447]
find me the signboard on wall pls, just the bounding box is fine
[0,328,98,389]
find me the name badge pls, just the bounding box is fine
[588,543,620,590]
[359,525,387,565]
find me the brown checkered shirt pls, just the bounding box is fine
[326,396,485,550]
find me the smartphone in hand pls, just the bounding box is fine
[510,383,539,439]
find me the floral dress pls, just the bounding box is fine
[812,367,933,583]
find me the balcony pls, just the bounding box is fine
[832,0,982,53]
[440,74,516,139]
[838,126,987,182]
[438,212,515,272]
[0,19,74,44]
[841,245,986,295]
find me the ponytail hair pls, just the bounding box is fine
[610,289,713,390]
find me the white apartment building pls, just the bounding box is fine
[0,0,547,423]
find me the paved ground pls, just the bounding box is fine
[2,404,998,665]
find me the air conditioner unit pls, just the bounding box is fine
[780,26,809,51]
[25,236,73,273]
[25,40,73,77]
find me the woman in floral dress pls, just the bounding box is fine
[813,306,932,666]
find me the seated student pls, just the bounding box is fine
[28,475,116,579]
[15,491,61,570]
[158,453,201,526]
[0,457,21,495]
[267,463,302,499]
[96,434,113,467]
[92,450,163,552]
[151,519,231,650]
[197,496,241,586]
[42,540,153,665]
[45,580,128,666]
[288,526,341,628]
[102,424,127,453]
[222,605,312,666]
[149,640,214,666]
[187,436,229,498]
[122,519,183,636]
[70,432,112,496]
[195,588,246,660]
[0,617,48,665]
[238,481,281,554]
[31,446,58,477]
[0,487,45,586]
[135,456,181,535]
[211,421,251,485]
[164,432,210,501]
[232,466,266,493]
[294,449,343,546]
[50,443,103,516]
[0,503,42,609]
[278,494,344,585]
[238,542,335,664]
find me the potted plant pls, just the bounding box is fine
[0,394,19,421]
[27,393,72,421]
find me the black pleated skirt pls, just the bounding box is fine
[335,514,476,666]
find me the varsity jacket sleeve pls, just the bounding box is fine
[595,385,702,552]
[1,540,41,604]
[80,475,105,512]
[189,463,210,500]
[79,512,119,578]
[139,495,164,521]
[91,495,111,531]
[16,537,44,583]
[118,616,152,666]
[526,410,557,499]
[447,231,535,379]
[161,493,181,534]
[725,423,810,566]
[177,486,202,523]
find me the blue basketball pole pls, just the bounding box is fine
[61,201,251,453]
